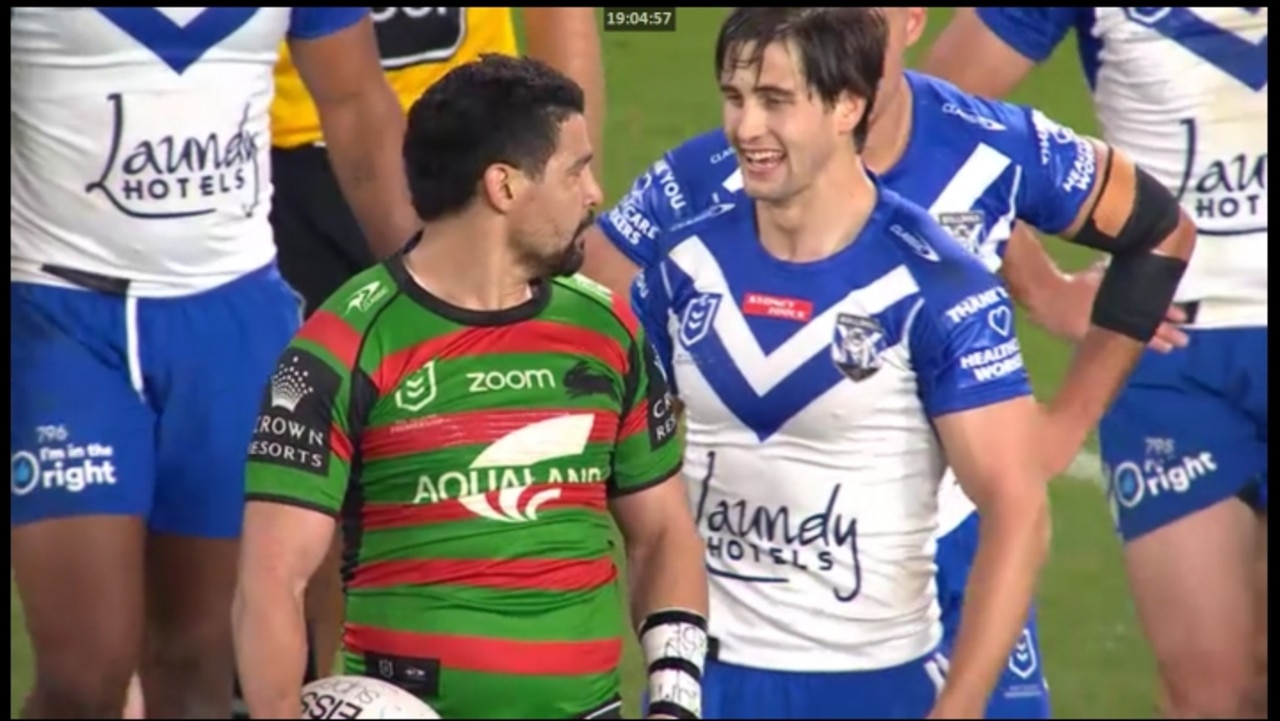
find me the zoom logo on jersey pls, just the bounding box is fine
[11,442,118,497]
[694,453,862,602]
[371,7,466,70]
[412,414,601,522]
[467,368,555,394]
[1111,452,1218,509]
[86,94,261,220]
[249,349,342,475]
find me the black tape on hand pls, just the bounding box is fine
[1091,253,1189,341]
[640,609,708,720]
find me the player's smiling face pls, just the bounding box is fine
[719,39,858,203]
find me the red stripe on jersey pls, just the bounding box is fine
[297,311,362,369]
[362,483,607,530]
[330,423,352,464]
[620,401,648,439]
[610,293,640,338]
[371,321,627,396]
[349,556,617,592]
[344,624,622,676]
[362,408,618,461]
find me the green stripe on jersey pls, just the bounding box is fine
[246,263,683,719]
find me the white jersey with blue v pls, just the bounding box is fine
[10,8,366,538]
[602,70,1095,541]
[630,186,1033,672]
[973,6,1269,534]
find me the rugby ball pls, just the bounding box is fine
[301,675,441,719]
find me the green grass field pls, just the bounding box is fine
[9,8,1158,718]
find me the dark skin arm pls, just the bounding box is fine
[523,8,606,181]
[289,17,420,260]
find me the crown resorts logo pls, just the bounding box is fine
[270,355,316,413]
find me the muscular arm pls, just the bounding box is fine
[921,8,1041,98]
[1037,138,1196,475]
[523,8,605,179]
[933,397,1051,715]
[233,503,336,719]
[290,17,420,259]
[611,476,708,628]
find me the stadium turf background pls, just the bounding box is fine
[8,9,1158,717]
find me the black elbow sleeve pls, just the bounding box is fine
[1081,163,1190,342]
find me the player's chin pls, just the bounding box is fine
[743,181,789,203]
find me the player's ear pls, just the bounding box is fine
[904,7,927,47]
[481,163,527,214]
[833,92,866,136]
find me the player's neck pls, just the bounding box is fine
[755,156,878,263]
[403,218,534,311]
[862,76,914,175]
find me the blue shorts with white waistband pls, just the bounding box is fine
[10,263,301,537]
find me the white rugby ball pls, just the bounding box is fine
[301,675,441,719]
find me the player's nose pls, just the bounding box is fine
[731,100,769,144]
[583,167,604,207]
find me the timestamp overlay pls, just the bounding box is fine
[602,7,677,33]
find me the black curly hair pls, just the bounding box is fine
[404,53,586,221]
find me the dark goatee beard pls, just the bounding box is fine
[523,213,593,279]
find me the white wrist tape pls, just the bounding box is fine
[639,608,708,720]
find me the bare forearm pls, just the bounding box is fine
[626,528,709,624]
[1046,327,1140,450]
[320,94,419,260]
[525,9,605,178]
[945,497,1050,709]
[233,583,310,719]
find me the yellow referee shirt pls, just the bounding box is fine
[271,7,518,149]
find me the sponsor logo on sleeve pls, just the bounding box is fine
[249,349,342,475]
[1030,109,1095,192]
[643,343,678,449]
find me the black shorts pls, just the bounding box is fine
[270,144,377,317]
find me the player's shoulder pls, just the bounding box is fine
[650,127,738,203]
[876,190,1007,313]
[550,274,644,342]
[652,197,750,260]
[665,128,736,177]
[907,70,1038,148]
[313,262,401,329]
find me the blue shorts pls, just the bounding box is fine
[700,650,949,719]
[936,512,1051,719]
[1099,326,1268,542]
[10,264,301,538]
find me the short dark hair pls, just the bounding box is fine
[404,54,585,221]
[715,8,887,151]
